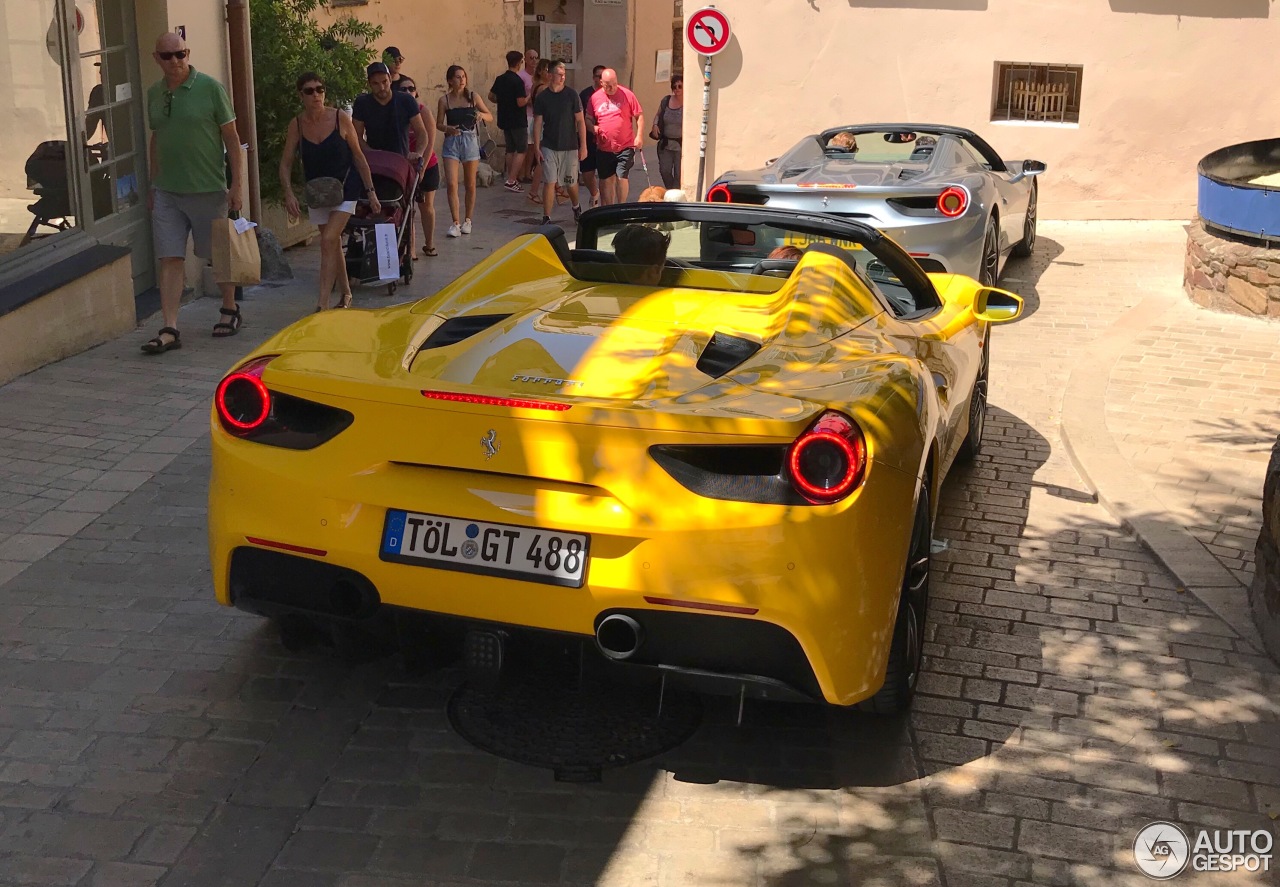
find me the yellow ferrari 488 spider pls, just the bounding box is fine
[209,204,1021,712]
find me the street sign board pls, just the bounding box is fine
[686,7,730,56]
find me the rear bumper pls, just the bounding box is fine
[229,546,819,703]
[209,398,924,706]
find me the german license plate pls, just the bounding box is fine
[380,509,589,588]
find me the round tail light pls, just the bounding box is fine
[215,356,274,431]
[788,411,867,504]
[707,183,732,203]
[937,186,969,218]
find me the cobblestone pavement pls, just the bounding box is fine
[1107,301,1280,588]
[0,217,1276,887]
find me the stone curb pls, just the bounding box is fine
[1058,290,1265,652]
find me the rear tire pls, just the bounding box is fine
[1012,182,1037,258]
[979,216,1000,287]
[956,334,990,464]
[860,484,932,715]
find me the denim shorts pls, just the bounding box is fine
[442,131,480,163]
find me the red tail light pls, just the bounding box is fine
[707,183,732,203]
[937,186,969,218]
[215,356,274,431]
[787,411,867,504]
[421,390,571,411]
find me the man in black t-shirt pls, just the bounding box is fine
[578,64,605,207]
[487,50,529,192]
[533,61,586,224]
[352,62,428,160]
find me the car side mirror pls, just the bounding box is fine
[764,157,778,167]
[1022,159,1046,175]
[973,287,1023,323]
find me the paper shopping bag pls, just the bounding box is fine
[374,223,399,281]
[211,216,262,285]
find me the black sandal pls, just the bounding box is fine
[141,327,181,354]
[212,306,242,338]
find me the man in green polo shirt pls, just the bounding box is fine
[141,32,245,354]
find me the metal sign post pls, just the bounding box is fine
[696,53,712,200]
[685,6,730,200]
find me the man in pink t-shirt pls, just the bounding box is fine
[586,68,644,205]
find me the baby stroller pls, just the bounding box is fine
[19,141,74,248]
[344,148,418,296]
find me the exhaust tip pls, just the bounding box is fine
[328,580,368,618]
[596,614,644,661]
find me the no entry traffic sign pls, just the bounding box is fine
[686,7,730,56]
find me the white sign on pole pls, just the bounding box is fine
[374,224,399,281]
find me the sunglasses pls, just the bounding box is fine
[157,50,188,61]
[301,85,326,95]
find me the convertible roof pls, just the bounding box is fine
[565,202,938,305]
[576,202,884,244]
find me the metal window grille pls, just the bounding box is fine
[992,62,1083,123]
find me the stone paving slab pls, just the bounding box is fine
[1107,299,1279,587]
[0,217,1275,886]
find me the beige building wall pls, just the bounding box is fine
[581,1,629,91]
[314,2,522,102]
[681,0,1280,220]
[158,0,231,88]
[629,0,673,141]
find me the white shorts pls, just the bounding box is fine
[308,201,356,227]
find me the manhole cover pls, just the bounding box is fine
[448,673,702,782]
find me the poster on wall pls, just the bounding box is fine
[655,49,672,82]
[542,23,577,68]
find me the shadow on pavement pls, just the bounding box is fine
[999,234,1064,323]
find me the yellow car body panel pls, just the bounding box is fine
[209,216,1019,707]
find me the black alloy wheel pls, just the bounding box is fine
[1012,182,1037,258]
[979,217,1000,287]
[956,334,990,464]
[860,484,932,714]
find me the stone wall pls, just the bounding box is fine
[1184,220,1280,319]
[1251,436,1280,664]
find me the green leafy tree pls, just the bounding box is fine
[250,0,382,206]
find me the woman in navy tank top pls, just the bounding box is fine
[280,72,380,310]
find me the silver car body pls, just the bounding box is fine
[707,124,1046,284]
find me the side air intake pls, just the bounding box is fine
[696,332,762,378]
[419,314,512,350]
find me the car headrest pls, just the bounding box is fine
[533,224,573,271]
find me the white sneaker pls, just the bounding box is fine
[461,219,472,235]
[447,223,461,238]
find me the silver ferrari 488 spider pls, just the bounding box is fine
[706,124,1046,285]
